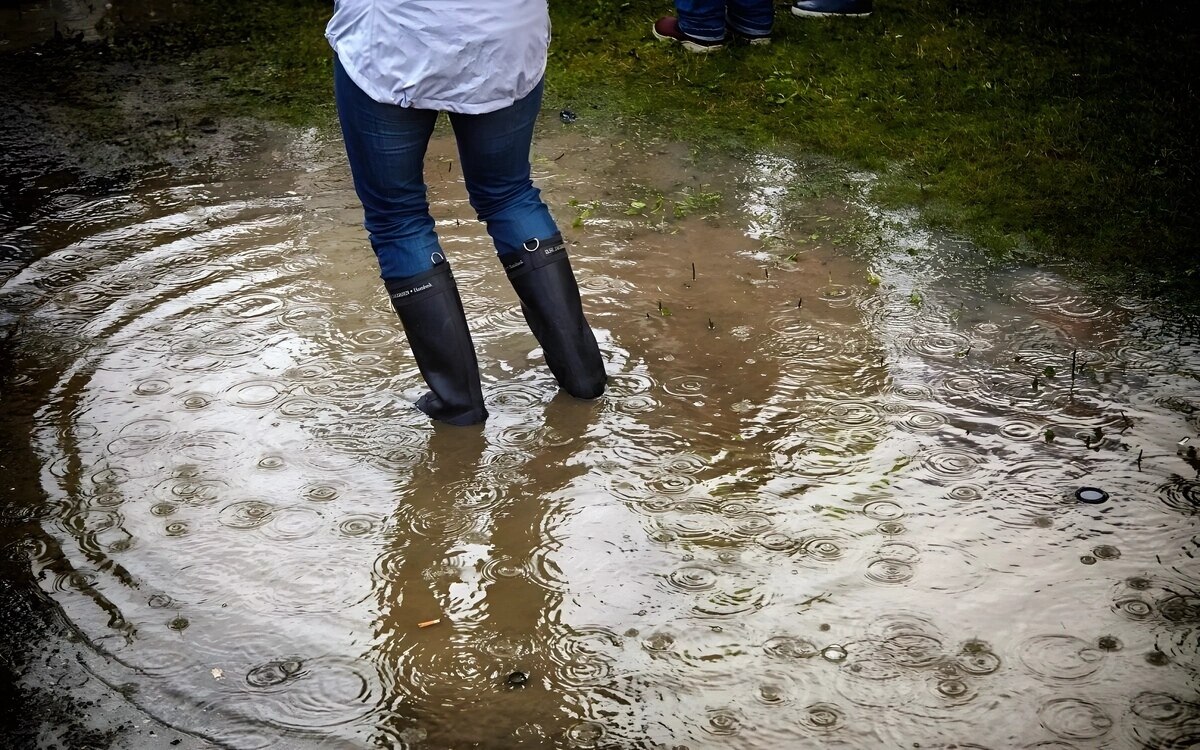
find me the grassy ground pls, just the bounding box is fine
[547,0,1197,299]
[6,0,1197,304]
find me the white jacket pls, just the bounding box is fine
[326,0,551,114]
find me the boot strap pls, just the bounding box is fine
[503,235,568,280]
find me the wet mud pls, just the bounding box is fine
[3,17,1200,750]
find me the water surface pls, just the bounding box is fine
[1,123,1198,749]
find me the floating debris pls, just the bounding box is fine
[507,671,529,687]
[1097,636,1122,651]
[1075,487,1109,504]
[820,644,848,662]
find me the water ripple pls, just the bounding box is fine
[666,565,718,592]
[763,636,819,659]
[1038,698,1113,740]
[218,500,277,530]
[1157,477,1200,515]
[244,656,379,730]
[799,702,845,731]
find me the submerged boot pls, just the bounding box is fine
[501,234,606,399]
[385,261,488,426]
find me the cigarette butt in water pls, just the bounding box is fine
[418,618,441,629]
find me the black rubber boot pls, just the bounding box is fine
[384,261,488,426]
[501,234,606,399]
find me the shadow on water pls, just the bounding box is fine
[2,35,1200,750]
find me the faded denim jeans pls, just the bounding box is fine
[333,57,558,280]
[676,0,774,41]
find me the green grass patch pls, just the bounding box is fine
[548,0,1197,301]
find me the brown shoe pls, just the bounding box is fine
[651,16,725,53]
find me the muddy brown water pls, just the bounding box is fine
[1,119,1198,749]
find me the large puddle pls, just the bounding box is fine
[1,117,1198,748]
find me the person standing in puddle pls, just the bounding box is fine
[326,0,607,426]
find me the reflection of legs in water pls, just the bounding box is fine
[375,427,488,623]
[370,426,488,745]
[372,402,596,746]
[468,398,599,741]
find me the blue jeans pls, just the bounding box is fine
[676,0,774,40]
[333,58,559,280]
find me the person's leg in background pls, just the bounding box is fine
[448,80,606,400]
[653,0,727,52]
[334,57,488,426]
[674,0,728,42]
[727,0,774,43]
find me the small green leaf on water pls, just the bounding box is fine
[571,216,583,228]
[909,291,923,306]
[1043,366,1056,378]
[867,271,882,286]
[625,200,647,215]
[1044,428,1055,443]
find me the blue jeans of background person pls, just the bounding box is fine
[333,58,558,280]
[676,0,773,41]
